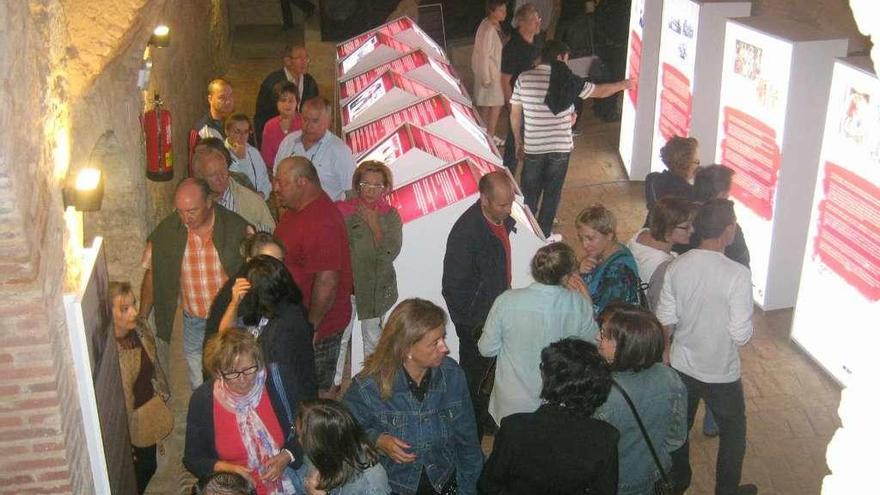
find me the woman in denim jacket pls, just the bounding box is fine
[593,304,688,495]
[343,299,483,495]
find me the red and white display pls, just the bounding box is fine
[342,70,437,128]
[714,17,847,310]
[388,159,481,224]
[337,17,447,64]
[618,0,663,180]
[650,0,751,173]
[791,57,880,386]
[345,94,488,156]
[337,31,415,79]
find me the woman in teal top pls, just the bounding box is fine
[593,303,687,495]
[576,204,642,314]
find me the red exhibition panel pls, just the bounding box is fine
[337,17,414,59]
[387,160,480,224]
[390,71,438,99]
[340,51,430,98]
[814,162,880,302]
[346,95,452,155]
[658,62,693,141]
[342,70,439,127]
[628,30,642,106]
[409,126,499,177]
[720,106,782,220]
[337,32,414,78]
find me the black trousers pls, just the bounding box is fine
[453,321,493,440]
[132,444,157,494]
[279,0,315,26]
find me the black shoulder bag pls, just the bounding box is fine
[612,380,675,495]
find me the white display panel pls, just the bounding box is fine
[791,57,880,386]
[619,0,663,180]
[650,0,751,173]
[714,16,847,309]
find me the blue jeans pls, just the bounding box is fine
[670,373,747,495]
[521,152,571,236]
[183,312,206,389]
[502,125,522,175]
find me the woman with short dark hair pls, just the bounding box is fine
[593,304,687,495]
[261,81,302,171]
[219,255,318,433]
[644,136,700,225]
[478,242,599,425]
[298,400,391,494]
[478,338,619,494]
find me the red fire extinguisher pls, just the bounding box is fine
[142,92,174,181]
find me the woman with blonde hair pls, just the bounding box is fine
[343,299,483,495]
[109,281,172,494]
[336,160,402,359]
[576,204,641,314]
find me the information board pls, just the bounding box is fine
[650,0,751,173]
[388,159,480,224]
[337,31,414,79]
[342,70,438,127]
[791,57,880,386]
[339,50,432,99]
[618,0,663,180]
[714,16,847,309]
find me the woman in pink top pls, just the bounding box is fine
[260,81,303,174]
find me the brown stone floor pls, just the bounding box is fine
[146,13,841,495]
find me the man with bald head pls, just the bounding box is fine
[442,170,517,438]
[253,44,319,146]
[274,157,353,397]
[139,178,252,388]
[192,140,275,232]
[274,97,356,201]
[189,78,236,173]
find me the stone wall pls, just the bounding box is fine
[0,0,229,493]
[752,0,871,54]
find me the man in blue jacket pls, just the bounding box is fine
[442,171,515,439]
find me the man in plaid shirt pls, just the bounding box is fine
[139,178,253,388]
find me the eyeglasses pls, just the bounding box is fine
[674,224,692,231]
[228,127,251,136]
[221,364,259,380]
[359,182,385,190]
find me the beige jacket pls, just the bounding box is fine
[229,178,276,232]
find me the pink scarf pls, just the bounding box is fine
[336,196,394,218]
[214,370,294,495]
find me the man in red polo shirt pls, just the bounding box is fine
[273,156,353,397]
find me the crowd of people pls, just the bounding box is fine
[108,3,759,495]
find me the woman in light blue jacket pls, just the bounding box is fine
[593,303,688,495]
[478,242,599,426]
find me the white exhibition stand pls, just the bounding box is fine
[650,0,751,173]
[62,237,135,494]
[619,0,663,180]
[336,24,545,375]
[713,17,848,310]
[790,57,880,386]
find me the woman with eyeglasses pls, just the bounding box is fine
[226,113,272,200]
[575,204,641,315]
[627,197,696,310]
[593,304,687,495]
[185,329,303,494]
[336,161,402,359]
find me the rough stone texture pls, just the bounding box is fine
[752,0,871,54]
[0,1,229,493]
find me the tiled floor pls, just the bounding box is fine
[146,14,842,495]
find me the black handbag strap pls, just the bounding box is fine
[611,380,670,485]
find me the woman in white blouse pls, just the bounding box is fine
[471,0,507,146]
[627,197,696,308]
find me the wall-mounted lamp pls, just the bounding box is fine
[63,167,104,212]
[149,25,171,47]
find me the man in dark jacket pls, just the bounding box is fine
[253,44,319,147]
[442,171,515,438]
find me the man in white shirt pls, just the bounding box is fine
[656,198,757,495]
[274,97,356,201]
